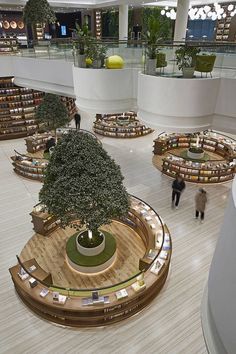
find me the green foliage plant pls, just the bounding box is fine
[35,93,70,136]
[39,131,130,236]
[74,23,92,55]
[175,45,201,70]
[143,16,161,59]
[23,0,56,25]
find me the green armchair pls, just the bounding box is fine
[195,54,216,78]
[156,52,167,74]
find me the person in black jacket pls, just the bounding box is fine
[74,113,81,130]
[171,175,186,209]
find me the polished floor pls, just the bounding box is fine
[0,115,232,354]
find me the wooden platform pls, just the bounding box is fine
[20,220,146,289]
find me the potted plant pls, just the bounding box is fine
[23,0,56,43]
[143,16,161,76]
[74,23,92,68]
[175,45,201,78]
[39,131,130,248]
[86,42,108,69]
[35,93,70,138]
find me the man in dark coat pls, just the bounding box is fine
[74,113,81,130]
[171,175,186,209]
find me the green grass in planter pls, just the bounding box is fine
[66,230,116,267]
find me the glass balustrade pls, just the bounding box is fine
[6,39,236,78]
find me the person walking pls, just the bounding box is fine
[171,175,186,209]
[195,188,208,223]
[74,113,81,130]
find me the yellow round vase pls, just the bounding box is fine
[106,55,124,69]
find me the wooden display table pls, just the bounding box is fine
[9,195,172,327]
[25,133,53,153]
[94,112,154,138]
[153,130,236,184]
[30,204,60,236]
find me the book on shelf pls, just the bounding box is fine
[147,249,157,260]
[116,289,128,300]
[40,288,49,298]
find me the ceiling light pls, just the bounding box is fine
[204,5,211,13]
[212,13,217,20]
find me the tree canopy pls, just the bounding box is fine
[35,93,70,132]
[39,131,130,232]
[23,0,56,25]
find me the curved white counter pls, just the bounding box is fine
[73,67,138,114]
[137,73,220,132]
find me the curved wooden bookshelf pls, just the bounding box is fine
[0,76,77,141]
[94,112,154,138]
[9,195,172,327]
[11,150,48,182]
[153,130,236,184]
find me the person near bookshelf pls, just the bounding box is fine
[44,137,56,153]
[194,188,208,223]
[171,175,186,209]
[74,113,81,130]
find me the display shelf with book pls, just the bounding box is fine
[94,112,154,138]
[25,132,54,153]
[11,150,48,182]
[162,155,235,183]
[0,37,18,54]
[0,77,44,140]
[153,131,236,160]
[153,130,236,184]
[30,203,60,236]
[60,96,77,117]
[215,5,233,42]
[9,195,172,327]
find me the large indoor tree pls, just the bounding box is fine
[39,131,130,241]
[35,93,70,135]
[23,0,56,41]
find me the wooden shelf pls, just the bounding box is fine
[153,131,236,184]
[94,112,154,138]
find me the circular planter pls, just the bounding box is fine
[187,148,205,160]
[76,231,105,256]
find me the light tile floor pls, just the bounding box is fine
[0,119,232,354]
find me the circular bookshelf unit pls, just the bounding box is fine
[93,112,154,138]
[9,195,172,327]
[153,130,236,184]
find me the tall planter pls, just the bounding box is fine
[93,59,102,69]
[182,67,195,78]
[146,58,156,76]
[77,54,86,68]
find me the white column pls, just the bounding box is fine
[119,4,128,41]
[174,0,190,42]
